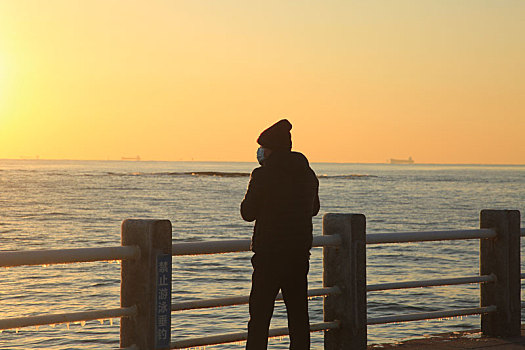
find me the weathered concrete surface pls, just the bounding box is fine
[323,213,367,349]
[367,324,525,349]
[480,210,521,337]
[120,219,172,350]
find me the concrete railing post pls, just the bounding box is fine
[323,213,367,349]
[480,210,521,337]
[120,219,172,350]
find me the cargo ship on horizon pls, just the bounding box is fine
[389,156,414,164]
[121,155,141,161]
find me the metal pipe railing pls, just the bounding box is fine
[0,306,137,330]
[0,246,140,268]
[173,239,250,256]
[171,226,509,256]
[172,234,342,256]
[172,286,341,311]
[1,214,518,347]
[367,274,496,292]
[366,229,496,244]
[170,321,340,349]
[367,305,497,325]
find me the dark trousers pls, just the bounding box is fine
[246,252,310,350]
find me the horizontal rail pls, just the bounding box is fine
[172,234,342,256]
[0,306,137,330]
[173,239,250,256]
[313,234,343,248]
[172,226,514,255]
[170,321,340,349]
[367,274,496,292]
[172,286,341,311]
[367,305,496,325]
[367,229,496,244]
[0,246,140,268]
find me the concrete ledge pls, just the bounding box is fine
[368,324,525,349]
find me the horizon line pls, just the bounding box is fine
[1,157,524,166]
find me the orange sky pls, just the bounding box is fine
[0,1,523,164]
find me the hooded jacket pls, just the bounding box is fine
[241,150,320,254]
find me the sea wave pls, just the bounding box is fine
[102,171,377,179]
[318,174,378,179]
[102,171,249,177]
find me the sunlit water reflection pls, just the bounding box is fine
[0,160,523,349]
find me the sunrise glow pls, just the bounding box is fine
[0,1,523,164]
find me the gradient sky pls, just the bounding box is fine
[0,1,523,164]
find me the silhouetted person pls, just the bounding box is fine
[241,119,320,349]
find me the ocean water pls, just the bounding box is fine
[0,159,524,349]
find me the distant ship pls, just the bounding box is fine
[121,155,141,161]
[389,156,414,164]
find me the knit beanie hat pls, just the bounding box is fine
[257,119,292,151]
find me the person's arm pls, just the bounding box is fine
[312,176,320,216]
[240,168,263,222]
[312,190,320,216]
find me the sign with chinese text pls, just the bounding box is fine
[155,253,172,348]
